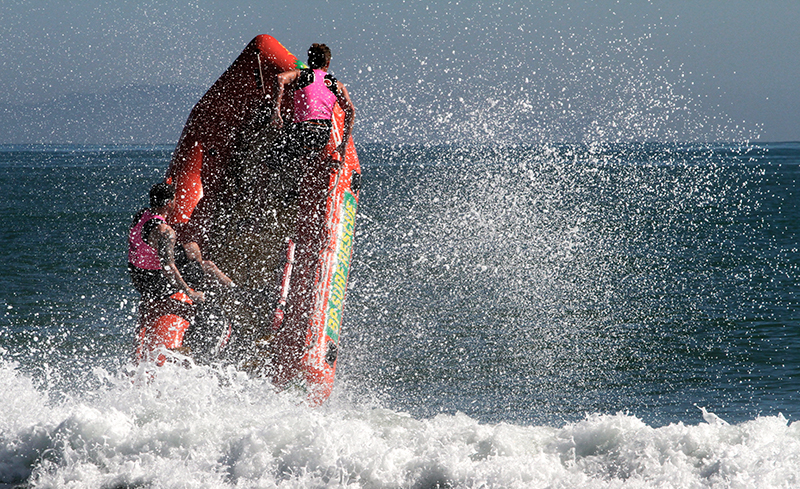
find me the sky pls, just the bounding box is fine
[1,0,799,144]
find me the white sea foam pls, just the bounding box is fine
[1,358,799,488]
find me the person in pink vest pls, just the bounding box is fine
[128,182,206,305]
[271,43,355,165]
[129,182,240,310]
[129,182,236,361]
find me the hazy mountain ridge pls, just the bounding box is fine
[0,85,205,145]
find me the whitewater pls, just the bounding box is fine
[2,358,800,488]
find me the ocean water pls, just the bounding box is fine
[0,142,798,488]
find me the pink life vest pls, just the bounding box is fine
[293,69,338,122]
[128,209,165,270]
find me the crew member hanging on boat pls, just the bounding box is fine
[128,182,236,361]
[271,43,355,165]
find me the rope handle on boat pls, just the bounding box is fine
[256,52,266,98]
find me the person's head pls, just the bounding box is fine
[307,43,332,70]
[149,181,175,209]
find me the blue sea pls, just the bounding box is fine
[0,142,798,487]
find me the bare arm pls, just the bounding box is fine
[151,223,205,303]
[336,82,355,157]
[272,70,301,128]
[183,242,234,288]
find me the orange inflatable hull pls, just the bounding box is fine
[134,292,194,366]
[139,35,360,405]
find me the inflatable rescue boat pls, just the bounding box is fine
[135,35,360,405]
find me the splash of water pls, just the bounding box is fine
[1,358,799,488]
